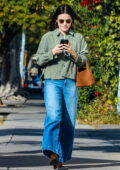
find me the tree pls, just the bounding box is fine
[0,0,71,105]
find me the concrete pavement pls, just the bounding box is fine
[0,93,120,170]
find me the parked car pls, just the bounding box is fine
[23,74,44,95]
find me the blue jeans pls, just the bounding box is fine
[42,79,78,163]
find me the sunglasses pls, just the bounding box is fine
[58,19,72,24]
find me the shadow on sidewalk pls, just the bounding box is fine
[0,128,43,137]
[0,155,120,169]
[0,126,120,169]
[66,157,120,169]
[74,128,120,152]
[0,128,120,151]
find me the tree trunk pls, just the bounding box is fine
[0,27,27,105]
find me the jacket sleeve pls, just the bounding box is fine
[75,35,88,68]
[35,34,56,66]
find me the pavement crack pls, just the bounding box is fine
[6,127,16,145]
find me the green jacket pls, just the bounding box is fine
[35,28,88,80]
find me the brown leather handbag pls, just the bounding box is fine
[76,61,95,87]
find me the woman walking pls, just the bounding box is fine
[35,4,88,169]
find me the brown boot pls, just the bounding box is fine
[50,153,63,169]
[54,162,63,169]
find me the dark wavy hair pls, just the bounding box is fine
[49,4,81,31]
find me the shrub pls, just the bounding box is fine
[73,0,120,124]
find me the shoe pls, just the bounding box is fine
[50,153,63,169]
[54,162,63,169]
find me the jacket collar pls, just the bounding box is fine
[54,28,74,36]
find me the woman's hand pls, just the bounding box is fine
[52,44,64,55]
[63,44,78,59]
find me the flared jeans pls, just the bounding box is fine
[42,79,78,163]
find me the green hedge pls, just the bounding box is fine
[73,0,120,124]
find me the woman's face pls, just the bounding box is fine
[56,14,72,33]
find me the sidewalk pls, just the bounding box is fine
[0,95,120,170]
